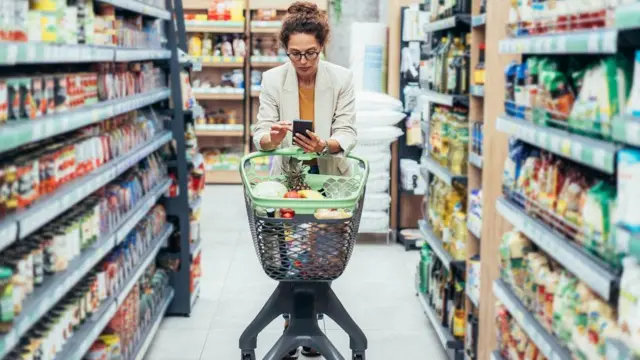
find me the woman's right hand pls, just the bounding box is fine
[269,121,292,147]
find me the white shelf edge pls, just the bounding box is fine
[421,156,467,186]
[0,179,172,359]
[469,152,483,169]
[132,289,175,360]
[493,279,571,360]
[496,197,617,301]
[59,224,173,360]
[496,114,617,174]
[418,219,455,270]
[96,0,171,19]
[415,281,461,360]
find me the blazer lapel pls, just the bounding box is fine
[282,62,299,146]
[314,61,333,140]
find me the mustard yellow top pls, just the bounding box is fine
[299,87,315,125]
[299,87,316,165]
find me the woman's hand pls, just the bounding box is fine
[269,121,292,147]
[294,130,326,153]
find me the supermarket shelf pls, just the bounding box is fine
[605,339,634,360]
[191,237,203,256]
[185,20,245,33]
[491,350,503,360]
[467,219,481,239]
[251,20,282,33]
[422,14,470,34]
[493,279,571,360]
[191,283,201,308]
[421,156,467,186]
[116,226,170,305]
[470,85,484,97]
[115,48,171,61]
[131,289,175,360]
[57,224,173,360]
[0,43,114,65]
[250,0,327,10]
[0,130,172,251]
[193,89,245,100]
[0,88,169,155]
[398,230,423,251]
[496,196,618,301]
[421,89,469,106]
[206,170,242,184]
[471,14,486,27]
[195,124,244,132]
[115,179,172,242]
[251,90,261,97]
[416,286,464,359]
[0,178,170,359]
[196,129,244,137]
[613,114,640,147]
[96,0,171,19]
[496,114,618,174]
[251,55,289,67]
[418,220,464,271]
[196,56,245,67]
[499,29,617,54]
[469,152,483,168]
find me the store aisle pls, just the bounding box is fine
[145,186,446,360]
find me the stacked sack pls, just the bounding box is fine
[350,91,405,234]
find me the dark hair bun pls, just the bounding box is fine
[287,1,320,16]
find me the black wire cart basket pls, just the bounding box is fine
[238,147,369,360]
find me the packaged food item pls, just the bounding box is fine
[0,266,14,333]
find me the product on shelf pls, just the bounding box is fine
[466,255,480,304]
[203,148,269,172]
[0,108,163,219]
[503,55,631,140]
[427,178,468,261]
[4,202,167,358]
[0,0,165,47]
[417,246,466,340]
[506,0,610,37]
[0,62,164,125]
[191,251,202,294]
[188,33,246,58]
[471,122,483,155]
[503,140,618,267]
[252,35,287,58]
[184,0,244,22]
[423,33,471,95]
[85,262,170,359]
[195,107,241,125]
[498,229,630,359]
[192,69,244,90]
[468,188,482,234]
[428,104,469,175]
[428,0,470,21]
[474,43,485,86]
[0,150,166,332]
[496,303,548,360]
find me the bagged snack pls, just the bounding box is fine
[582,181,616,265]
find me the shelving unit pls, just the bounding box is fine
[0,0,204,357]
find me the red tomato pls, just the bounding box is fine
[284,191,301,199]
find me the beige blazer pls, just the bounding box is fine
[252,60,357,176]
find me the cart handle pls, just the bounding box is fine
[239,147,369,210]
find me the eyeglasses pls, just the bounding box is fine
[287,51,320,61]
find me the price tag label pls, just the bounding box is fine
[560,139,571,155]
[4,330,17,349]
[223,56,231,63]
[616,228,631,253]
[550,135,561,152]
[26,45,36,62]
[542,37,552,53]
[588,33,599,53]
[514,310,525,324]
[593,149,606,170]
[6,44,18,65]
[556,36,567,53]
[44,120,55,137]
[31,122,44,142]
[604,31,617,53]
[571,141,583,160]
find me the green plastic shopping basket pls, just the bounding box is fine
[240,147,369,281]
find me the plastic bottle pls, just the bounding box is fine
[619,256,640,355]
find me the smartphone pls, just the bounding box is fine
[293,119,313,139]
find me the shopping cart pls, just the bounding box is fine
[238,147,369,360]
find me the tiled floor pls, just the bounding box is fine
[145,185,446,360]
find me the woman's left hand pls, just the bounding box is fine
[294,130,326,153]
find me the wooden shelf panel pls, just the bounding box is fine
[185,21,245,33]
[206,170,241,184]
[196,130,244,137]
[193,92,245,101]
[249,0,327,11]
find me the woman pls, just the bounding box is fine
[252,2,357,359]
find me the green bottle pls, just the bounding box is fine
[419,244,432,294]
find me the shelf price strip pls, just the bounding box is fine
[421,156,468,186]
[96,0,171,19]
[493,279,571,360]
[419,220,455,270]
[496,115,616,174]
[0,178,171,358]
[498,29,617,54]
[496,197,618,301]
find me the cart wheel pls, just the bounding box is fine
[241,351,256,360]
[353,352,366,360]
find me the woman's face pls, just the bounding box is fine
[287,33,322,77]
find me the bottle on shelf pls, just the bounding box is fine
[474,42,485,86]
